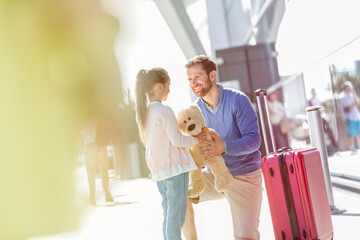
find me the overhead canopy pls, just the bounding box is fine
[153,0,206,59]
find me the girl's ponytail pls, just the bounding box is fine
[134,67,169,145]
[135,69,148,144]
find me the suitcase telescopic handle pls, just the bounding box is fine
[255,89,277,155]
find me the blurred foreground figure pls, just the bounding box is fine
[0,0,123,239]
[82,119,114,205]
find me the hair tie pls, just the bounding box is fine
[137,69,147,83]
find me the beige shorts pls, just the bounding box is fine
[191,168,263,239]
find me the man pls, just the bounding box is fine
[309,88,322,107]
[183,55,263,240]
[339,81,360,153]
[308,88,337,156]
[268,91,288,148]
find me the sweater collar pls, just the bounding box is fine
[201,84,223,114]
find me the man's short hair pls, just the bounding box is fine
[342,81,353,89]
[185,55,217,75]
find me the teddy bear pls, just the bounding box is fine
[177,105,233,198]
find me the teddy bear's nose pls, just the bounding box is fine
[188,124,195,131]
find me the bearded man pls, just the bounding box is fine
[182,55,263,240]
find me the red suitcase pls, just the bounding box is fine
[255,89,333,240]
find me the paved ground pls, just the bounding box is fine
[28,150,360,240]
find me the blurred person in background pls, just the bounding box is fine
[309,88,322,107]
[82,118,114,206]
[268,91,289,149]
[339,81,360,153]
[112,89,147,180]
[308,88,337,156]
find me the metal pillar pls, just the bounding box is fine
[306,106,346,214]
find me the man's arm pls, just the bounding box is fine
[199,94,261,159]
[223,95,261,156]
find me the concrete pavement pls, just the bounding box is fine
[28,150,360,240]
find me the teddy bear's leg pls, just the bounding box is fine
[208,156,233,193]
[188,167,206,198]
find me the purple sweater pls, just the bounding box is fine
[195,85,261,176]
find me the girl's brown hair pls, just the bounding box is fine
[135,67,169,144]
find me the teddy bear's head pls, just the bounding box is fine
[177,105,205,136]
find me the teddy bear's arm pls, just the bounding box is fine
[202,127,222,140]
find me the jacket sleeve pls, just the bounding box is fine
[223,95,261,156]
[162,106,199,148]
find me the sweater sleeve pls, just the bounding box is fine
[223,95,261,156]
[162,106,199,148]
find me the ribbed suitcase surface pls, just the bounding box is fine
[255,89,333,240]
[262,148,333,240]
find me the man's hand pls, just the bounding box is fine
[198,132,225,160]
[195,132,208,145]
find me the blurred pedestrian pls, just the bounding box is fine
[339,81,360,152]
[309,88,322,107]
[134,68,205,240]
[82,119,114,205]
[308,88,337,156]
[268,91,289,149]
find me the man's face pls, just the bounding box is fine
[186,64,213,97]
[269,92,277,102]
[344,85,352,94]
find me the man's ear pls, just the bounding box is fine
[209,70,217,82]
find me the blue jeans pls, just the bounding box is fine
[156,172,189,240]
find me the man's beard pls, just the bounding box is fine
[195,76,213,97]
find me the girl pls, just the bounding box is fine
[135,68,203,240]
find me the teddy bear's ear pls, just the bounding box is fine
[189,104,200,111]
